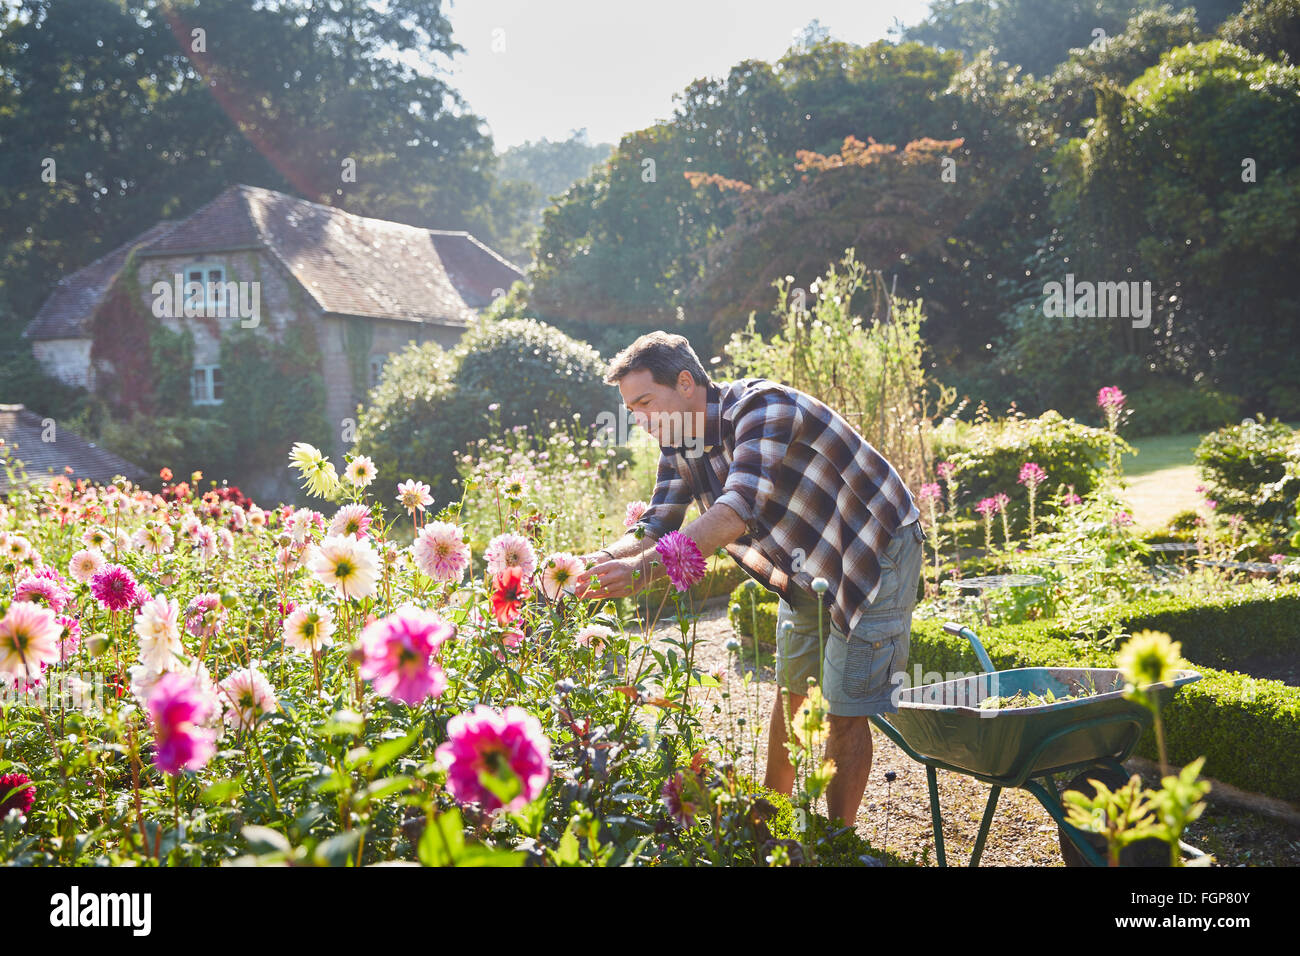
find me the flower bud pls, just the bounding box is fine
[85,632,111,657]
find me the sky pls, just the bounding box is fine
[435,0,936,153]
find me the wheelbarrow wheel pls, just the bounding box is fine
[1057,765,1172,867]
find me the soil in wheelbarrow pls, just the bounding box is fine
[648,604,1300,867]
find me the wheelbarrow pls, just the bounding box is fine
[868,622,1205,867]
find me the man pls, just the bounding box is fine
[573,331,924,827]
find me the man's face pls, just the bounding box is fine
[617,368,698,448]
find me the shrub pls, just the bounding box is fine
[931,410,1130,526]
[1123,379,1241,438]
[358,319,613,507]
[1194,417,1299,529]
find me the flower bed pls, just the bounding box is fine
[0,444,916,866]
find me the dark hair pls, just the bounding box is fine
[603,331,711,388]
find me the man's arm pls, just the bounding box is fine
[576,450,690,566]
[574,500,747,599]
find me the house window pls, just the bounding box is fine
[369,354,386,388]
[191,365,223,405]
[184,262,226,314]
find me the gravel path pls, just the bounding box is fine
[638,604,1300,867]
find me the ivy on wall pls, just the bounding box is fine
[218,319,331,473]
[89,249,332,487]
[89,247,196,416]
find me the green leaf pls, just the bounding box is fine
[313,709,365,737]
[364,775,414,802]
[418,809,467,867]
[550,826,581,866]
[242,825,291,854]
[368,724,423,772]
[200,778,243,804]
[314,830,362,867]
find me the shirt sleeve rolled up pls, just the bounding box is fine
[635,451,691,540]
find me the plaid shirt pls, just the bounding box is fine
[636,378,920,636]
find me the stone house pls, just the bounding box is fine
[23,184,524,498]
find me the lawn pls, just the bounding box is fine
[1122,430,1205,531]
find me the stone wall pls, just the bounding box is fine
[32,339,94,389]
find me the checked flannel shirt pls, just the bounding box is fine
[636,378,920,637]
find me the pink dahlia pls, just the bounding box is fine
[68,548,105,584]
[56,615,81,658]
[396,479,434,514]
[623,500,649,529]
[217,665,279,731]
[540,552,585,600]
[184,592,227,639]
[435,705,551,813]
[654,531,707,593]
[661,771,703,828]
[90,564,138,612]
[329,503,373,540]
[0,772,35,818]
[0,601,62,681]
[147,671,217,775]
[357,606,453,706]
[282,603,335,654]
[484,532,537,580]
[131,522,174,555]
[15,572,71,613]
[413,522,471,582]
[574,624,614,653]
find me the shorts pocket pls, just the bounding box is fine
[841,626,905,700]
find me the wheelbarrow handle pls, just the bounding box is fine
[943,621,996,675]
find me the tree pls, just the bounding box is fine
[1218,0,1300,64]
[1051,40,1300,412]
[682,134,973,345]
[900,0,1236,78]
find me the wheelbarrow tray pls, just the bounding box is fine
[877,667,1200,780]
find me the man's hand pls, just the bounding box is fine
[572,556,648,601]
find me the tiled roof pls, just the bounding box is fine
[0,405,147,495]
[23,221,179,341]
[137,185,519,325]
[24,185,526,341]
[429,231,525,309]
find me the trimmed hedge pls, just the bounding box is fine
[729,582,1300,802]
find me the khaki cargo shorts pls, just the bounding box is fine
[774,520,926,717]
